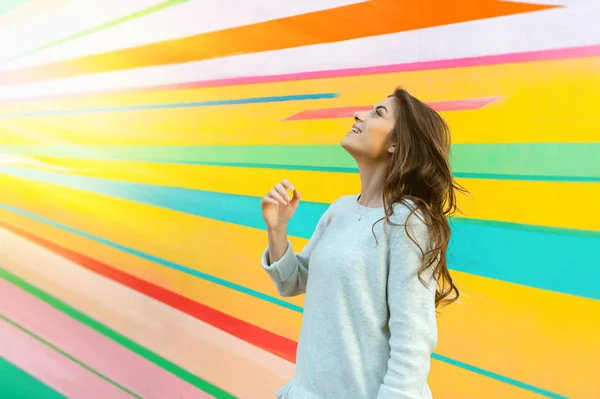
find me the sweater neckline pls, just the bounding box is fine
[355,194,385,210]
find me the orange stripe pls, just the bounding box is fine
[0,0,556,86]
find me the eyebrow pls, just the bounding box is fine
[375,105,388,114]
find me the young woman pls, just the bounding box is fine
[260,87,462,399]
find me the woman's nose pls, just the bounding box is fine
[354,112,364,122]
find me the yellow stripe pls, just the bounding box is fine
[438,273,599,399]
[429,361,545,399]
[11,158,600,231]
[0,175,304,339]
[0,175,597,397]
[0,57,597,145]
[0,228,542,399]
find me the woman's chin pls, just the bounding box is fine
[340,137,359,156]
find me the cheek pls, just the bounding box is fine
[365,124,393,150]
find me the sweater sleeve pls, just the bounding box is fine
[261,202,334,297]
[377,214,438,399]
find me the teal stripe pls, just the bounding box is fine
[0,143,597,181]
[0,200,300,313]
[6,0,190,61]
[0,165,598,300]
[0,357,67,399]
[0,0,30,15]
[431,354,568,399]
[0,93,339,118]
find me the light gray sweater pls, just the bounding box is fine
[261,195,437,399]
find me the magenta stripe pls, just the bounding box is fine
[0,318,132,399]
[0,279,212,399]
[145,44,600,90]
[285,97,501,120]
[3,44,598,104]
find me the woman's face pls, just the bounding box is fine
[340,96,397,161]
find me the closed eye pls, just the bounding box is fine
[374,105,387,117]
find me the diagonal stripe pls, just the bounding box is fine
[0,0,557,86]
[0,316,139,398]
[0,279,211,398]
[7,0,190,61]
[0,168,597,299]
[1,222,298,363]
[284,97,502,120]
[0,193,300,311]
[162,44,597,92]
[0,220,572,399]
[0,267,236,399]
[2,197,596,397]
[0,231,293,398]
[0,357,67,399]
[0,93,338,118]
[2,44,596,103]
[430,354,568,399]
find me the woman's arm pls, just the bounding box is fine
[377,213,438,399]
[261,203,334,297]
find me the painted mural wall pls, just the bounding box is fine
[0,0,598,398]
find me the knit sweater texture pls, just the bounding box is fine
[261,194,437,399]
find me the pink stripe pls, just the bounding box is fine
[137,44,600,90]
[285,97,501,120]
[3,44,598,104]
[0,318,131,399]
[0,279,212,399]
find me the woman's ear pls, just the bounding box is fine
[388,144,396,154]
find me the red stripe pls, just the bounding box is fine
[284,97,501,120]
[0,223,298,363]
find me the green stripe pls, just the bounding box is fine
[1,315,140,398]
[7,0,190,61]
[451,143,600,181]
[0,268,237,399]
[0,0,31,15]
[0,143,597,181]
[0,357,67,399]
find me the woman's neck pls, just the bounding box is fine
[357,162,387,208]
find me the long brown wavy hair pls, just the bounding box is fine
[375,87,466,308]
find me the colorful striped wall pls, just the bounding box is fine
[0,1,598,398]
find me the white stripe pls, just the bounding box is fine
[499,0,569,4]
[0,0,366,73]
[0,0,164,62]
[0,2,598,100]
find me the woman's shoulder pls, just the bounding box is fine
[326,194,359,212]
[389,199,425,225]
[387,200,430,245]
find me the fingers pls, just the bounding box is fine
[274,183,291,203]
[290,188,301,206]
[281,179,294,191]
[261,196,279,206]
[264,179,298,206]
[280,179,301,206]
[269,188,288,205]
